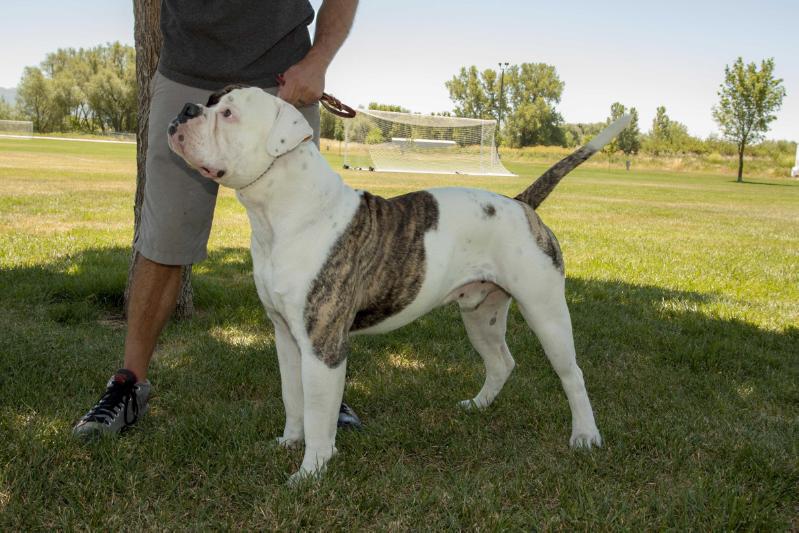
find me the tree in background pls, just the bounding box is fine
[446,63,564,147]
[367,102,410,113]
[603,102,640,157]
[0,97,16,120]
[712,57,786,182]
[647,106,693,155]
[41,48,89,131]
[446,63,565,147]
[649,106,671,154]
[16,67,57,132]
[320,106,344,140]
[445,66,498,121]
[15,43,137,134]
[618,107,640,156]
[85,43,137,133]
[503,63,565,147]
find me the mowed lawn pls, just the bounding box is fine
[0,137,797,530]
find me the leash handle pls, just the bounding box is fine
[275,74,356,118]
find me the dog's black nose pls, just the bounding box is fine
[178,103,202,123]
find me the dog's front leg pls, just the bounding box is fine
[269,313,304,448]
[288,347,347,485]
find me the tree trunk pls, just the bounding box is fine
[125,0,194,318]
[737,143,745,183]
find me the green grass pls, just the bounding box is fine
[1,137,797,530]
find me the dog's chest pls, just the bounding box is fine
[246,191,361,322]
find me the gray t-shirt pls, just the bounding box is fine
[158,0,315,90]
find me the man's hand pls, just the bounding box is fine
[277,0,357,107]
[277,53,326,107]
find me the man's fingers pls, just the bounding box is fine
[278,85,319,108]
[277,83,295,103]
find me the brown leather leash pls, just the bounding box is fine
[276,74,356,118]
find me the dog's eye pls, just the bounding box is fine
[223,109,232,118]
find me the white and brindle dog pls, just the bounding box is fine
[168,86,631,483]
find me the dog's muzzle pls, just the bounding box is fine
[178,103,203,123]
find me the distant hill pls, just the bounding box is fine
[0,87,17,105]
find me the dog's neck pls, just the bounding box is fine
[236,142,358,250]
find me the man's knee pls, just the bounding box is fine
[131,253,184,289]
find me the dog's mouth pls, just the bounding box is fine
[167,124,226,181]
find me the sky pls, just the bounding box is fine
[1,0,796,141]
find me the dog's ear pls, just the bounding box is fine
[266,100,313,157]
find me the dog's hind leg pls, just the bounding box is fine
[457,284,516,409]
[513,278,602,448]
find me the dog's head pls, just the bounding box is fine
[167,86,313,189]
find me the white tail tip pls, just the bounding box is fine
[586,114,633,152]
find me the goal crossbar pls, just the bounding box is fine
[344,109,514,177]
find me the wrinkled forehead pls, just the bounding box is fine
[204,86,277,117]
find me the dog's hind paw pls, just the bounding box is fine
[458,399,476,410]
[569,430,603,449]
[457,398,488,411]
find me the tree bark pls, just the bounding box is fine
[126,0,194,318]
[737,143,745,183]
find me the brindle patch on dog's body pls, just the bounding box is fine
[304,191,439,367]
[517,201,564,273]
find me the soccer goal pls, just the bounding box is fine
[792,144,799,177]
[343,110,514,176]
[0,120,34,138]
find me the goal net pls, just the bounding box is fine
[0,120,34,138]
[343,110,514,176]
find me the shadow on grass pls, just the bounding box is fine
[728,179,798,187]
[1,245,797,529]
[1,244,795,404]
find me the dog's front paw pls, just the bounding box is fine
[569,429,602,449]
[286,445,337,486]
[286,467,321,488]
[275,436,303,450]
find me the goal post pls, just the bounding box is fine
[0,120,34,138]
[343,109,514,176]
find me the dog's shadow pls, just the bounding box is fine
[1,245,796,455]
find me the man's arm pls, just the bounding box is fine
[277,0,358,106]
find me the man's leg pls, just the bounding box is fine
[122,256,182,382]
[73,72,218,438]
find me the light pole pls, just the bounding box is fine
[497,62,509,149]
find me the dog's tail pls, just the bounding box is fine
[514,114,633,209]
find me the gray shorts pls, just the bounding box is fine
[134,71,321,265]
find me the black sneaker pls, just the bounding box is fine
[337,402,362,430]
[72,369,150,439]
